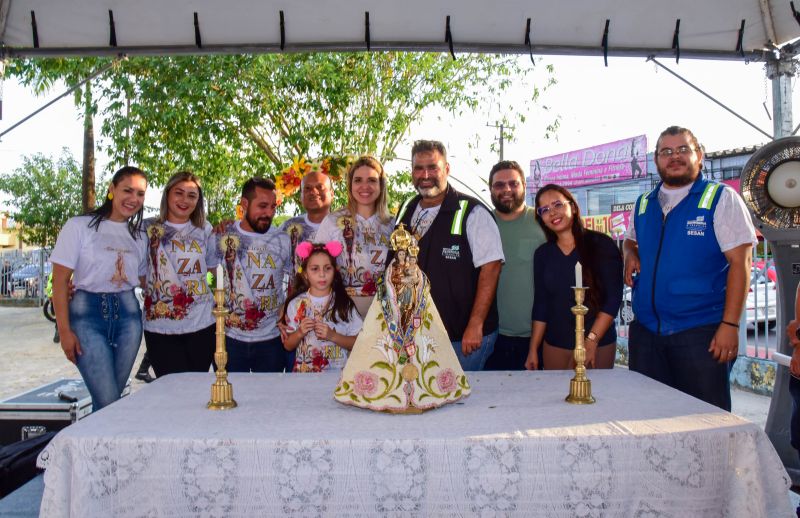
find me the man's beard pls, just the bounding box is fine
[657,162,698,187]
[492,191,525,214]
[246,212,272,234]
[415,185,443,199]
[414,178,444,199]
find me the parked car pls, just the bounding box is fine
[618,268,776,330]
[11,263,52,298]
[745,269,777,329]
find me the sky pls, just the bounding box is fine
[0,54,794,208]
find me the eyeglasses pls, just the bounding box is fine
[657,145,696,158]
[536,199,570,217]
[491,180,521,190]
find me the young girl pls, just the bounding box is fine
[282,241,363,372]
[142,171,217,377]
[51,166,148,411]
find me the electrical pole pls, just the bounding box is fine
[487,121,512,161]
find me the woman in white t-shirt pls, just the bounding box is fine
[142,171,217,377]
[314,156,394,317]
[50,166,148,411]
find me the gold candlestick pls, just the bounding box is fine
[208,287,237,410]
[566,286,595,404]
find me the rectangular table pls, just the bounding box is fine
[37,370,791,517]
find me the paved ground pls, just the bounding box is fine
[0,306,150,402]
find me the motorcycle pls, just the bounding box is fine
[43,274,59,343]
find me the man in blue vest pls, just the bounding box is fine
[623,126,756,411]
[394,140,504,371]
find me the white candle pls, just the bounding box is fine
[216,264,224,290]
[575,262,583,288]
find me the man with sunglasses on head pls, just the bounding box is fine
[393,140,504,371]
[623,126,756,411]
[484,160,546,371]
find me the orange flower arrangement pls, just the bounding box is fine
[274,155,353,201]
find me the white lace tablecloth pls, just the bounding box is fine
[37,370,791,517]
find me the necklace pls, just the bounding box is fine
[411,208,435,237]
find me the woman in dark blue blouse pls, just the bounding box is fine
[525,184,623,370]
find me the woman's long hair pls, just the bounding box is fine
[283,246,356,324]
[534,183,603,311]
[157,171,206,227]
[88,166,147,239]
[346,155,391,224]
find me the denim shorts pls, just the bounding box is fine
[70,289,143,411]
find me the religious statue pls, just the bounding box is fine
[334,224,471,413]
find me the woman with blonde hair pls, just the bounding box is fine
[314,155,393,316]
[141,171,217,376]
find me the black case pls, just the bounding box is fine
[0,379,92,446]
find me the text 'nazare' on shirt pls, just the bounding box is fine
[215,221,292,342]
[141,219,218,335]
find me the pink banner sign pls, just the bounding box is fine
[528,135,648,192]
[609,202,634,240]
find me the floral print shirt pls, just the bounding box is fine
[314,209,393,297]
[142,219,217,334]
[285,292,363,372]
[215,222,293,342]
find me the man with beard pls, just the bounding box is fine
[623,126,756,410]
[484,160,546,370]
[216,177,293,372]
[394,140,504,371]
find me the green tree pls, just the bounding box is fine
[8,58,112,213]
[0,149,84,248]
[8,53,557,221]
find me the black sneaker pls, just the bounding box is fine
[135,371,155,383]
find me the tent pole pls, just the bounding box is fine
[648,56,773,140]
[0,57,120,140]
[766,57,797,138]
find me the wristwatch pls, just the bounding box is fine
[586,331,598,343]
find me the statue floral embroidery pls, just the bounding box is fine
[353,371,379,397]
[334,224,470,412]
[436,369,457,393]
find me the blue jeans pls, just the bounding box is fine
[629,320,732,411]
[452,330,498,371]
[70,290,143,411]
[226,335,285,373]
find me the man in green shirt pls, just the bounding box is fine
[484,160,546,370]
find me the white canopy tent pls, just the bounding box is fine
[0,0,799,59]
[3,0,800,484]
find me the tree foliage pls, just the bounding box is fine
[0,149,84,248]
[8,53,557,222]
